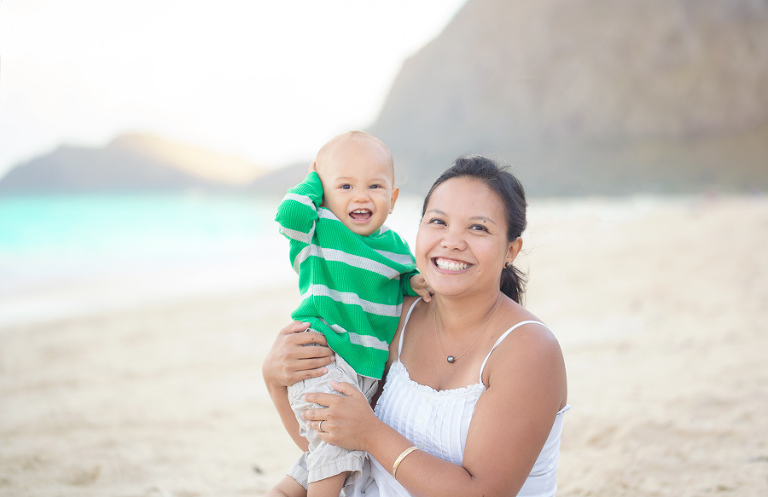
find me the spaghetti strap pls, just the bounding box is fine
[398,298,422,357]
[478,320,548,383]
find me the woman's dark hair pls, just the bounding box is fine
[422,156,528,303]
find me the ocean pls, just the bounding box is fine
[0,192,423,327]
[0,192,291,326]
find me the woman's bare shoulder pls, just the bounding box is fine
[484,313,567,407]
[496,303,559,350]
[497,316,563,364]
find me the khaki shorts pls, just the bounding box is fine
[287,351,379,487]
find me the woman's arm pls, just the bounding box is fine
[261,320,335,451]
[448,324,567,497]
[303,322,567,497]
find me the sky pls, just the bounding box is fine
[0,0,467,179]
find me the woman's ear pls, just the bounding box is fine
[505,237,523,265]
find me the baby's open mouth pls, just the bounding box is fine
[350,209,372,221]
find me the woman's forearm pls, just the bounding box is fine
[363,420,480,497]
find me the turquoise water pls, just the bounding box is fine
[0,192,301,325]
[0,193,277,257]
[0,192,292,301]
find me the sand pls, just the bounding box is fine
[1,194,767,496]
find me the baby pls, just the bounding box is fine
[271,131,430,497]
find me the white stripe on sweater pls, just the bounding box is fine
[280,226,312,246]
[318,208,339,221]
[293,245,403,279]
[301,285,402,317]
[374,249,414,266]
[319,319,390,352]
[282,192,317,209]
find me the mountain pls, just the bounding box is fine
[365,0,768,196]
[0,133,266,194]
[246,161,308,197]
[110,134,267,185]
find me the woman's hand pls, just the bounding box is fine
[302,380,381,452]
[261,321,335,389]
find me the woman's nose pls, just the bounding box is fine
[440,230,466,250]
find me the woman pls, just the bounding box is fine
[263,156,569,497]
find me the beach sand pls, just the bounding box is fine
[1,195,767,496]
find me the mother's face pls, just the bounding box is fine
[416,177,519,298]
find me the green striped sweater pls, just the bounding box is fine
[275,172,419,379]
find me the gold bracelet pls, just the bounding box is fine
[392,446,418,479]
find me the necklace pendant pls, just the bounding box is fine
[447,355,455,364]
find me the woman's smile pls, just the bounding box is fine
[433,257,472,272]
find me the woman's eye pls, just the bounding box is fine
[428,218,446,226]
[470,224,489,232]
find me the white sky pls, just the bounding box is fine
[0,0,467,178]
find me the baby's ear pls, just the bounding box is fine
[308,161,317,173]
[389,187,400,213]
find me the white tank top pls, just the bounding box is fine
[364,300,570,497]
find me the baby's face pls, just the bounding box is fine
[316,137,398,236]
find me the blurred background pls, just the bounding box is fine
[0,0,465,324]
[1,1,767,496]
[2,0,766,322]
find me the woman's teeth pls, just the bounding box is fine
[435,258,470,271]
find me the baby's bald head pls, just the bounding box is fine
[315,131,395,181]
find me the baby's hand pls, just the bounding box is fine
[410,274,433,303]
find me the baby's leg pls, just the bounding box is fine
[266,475,307,497]
[308,471,349,497]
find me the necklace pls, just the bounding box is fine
[433,295,503,364]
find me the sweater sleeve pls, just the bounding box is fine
[400,268,421,297]
[388,234,419,297]
[275,172,324,245]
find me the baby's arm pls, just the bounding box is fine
[409,274,433,303]
[275,170,324,240]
